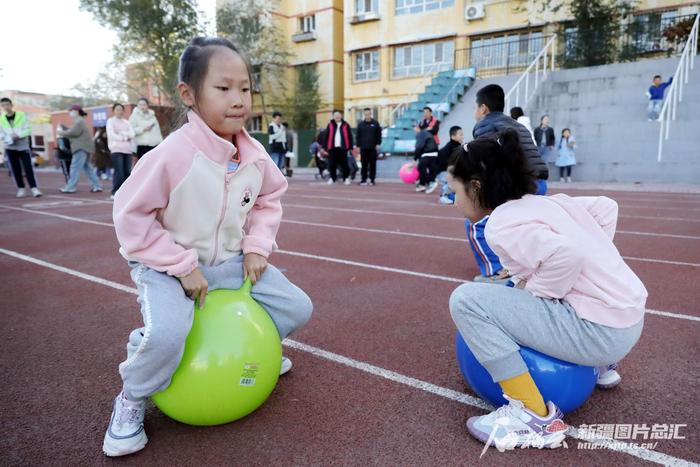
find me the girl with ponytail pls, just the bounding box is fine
[447,129,647,451]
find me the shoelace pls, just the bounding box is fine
[493,399,524,421]
[117,401,143,426]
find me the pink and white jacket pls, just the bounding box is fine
[113,111,287,277]
[486,194,647,328]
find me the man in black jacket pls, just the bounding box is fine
[472,85,549,194]
[355,108,382,186]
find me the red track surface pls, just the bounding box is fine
[1,171,699,466]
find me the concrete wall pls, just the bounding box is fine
[530,57,700,184]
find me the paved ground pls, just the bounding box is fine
[1,171,698,466]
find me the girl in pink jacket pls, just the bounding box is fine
[103,37,313,458]
[447,129,646,450]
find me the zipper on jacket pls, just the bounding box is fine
[210,175,231,266]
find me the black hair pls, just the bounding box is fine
[333,109,343,114]
[77,108,88,117]
[510,106,524,120]
[540,114,549,123]
[282,122,289,128]
[137,97,149,105]
[561,128,571,136]
[475,84,505,112]
[423,106,433,112]
[0,97,12,104]
[272,111,282,118]
[112,103,124,111]
[653,75,662,80]
[448,128,536,210]
[449,125,462,137]
[178,37,250,106]
[363,107,372,112]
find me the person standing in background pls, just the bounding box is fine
[556,128,577,183]
[106,103,135,200]
[533,115,555,165]
[510,107,535,143]
[57,104,103,194]
[355,108,382,186]
[323,110,354,185]
[129,97,163,161]
[0,97,42,197]
[268,112,286,171]
[283,122,294,177]
[418,106,440,145]
[93,128,112,180]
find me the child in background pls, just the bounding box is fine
[646,75,673,121]
[436,125,463,205]
[556,128,576,183]
[447,129,646,449]
[104,37,313,457]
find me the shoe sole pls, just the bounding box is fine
[596,378,621,389]
[103,431,148,457]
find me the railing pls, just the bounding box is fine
[657,13,699,162]
[454,34,547,77]
[504,36,557,111]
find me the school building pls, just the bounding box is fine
[217,0,698,130]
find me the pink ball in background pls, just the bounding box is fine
[399,163,419,184]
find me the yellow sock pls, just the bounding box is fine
[498,372,548,417]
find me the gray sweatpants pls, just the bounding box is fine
[119,255,313,401]
[449,283,644,382]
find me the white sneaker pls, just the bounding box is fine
[100,173,109,180]
[343,179,351,185]
[103,392,148,457]
[597,363,621,389]
[280,356,293,375]
[16,188,27,198]
[425,181,438,194]
[415,185,426,192]
[439,195,454,205]
[566,177,572,183]
[559,177,565,182]
[31,187,43,197]
[109,195,115,201]
[466,395,568,450]
[326,178,334,185]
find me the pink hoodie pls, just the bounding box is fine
[485,194,647,328]
[113,110,287,277]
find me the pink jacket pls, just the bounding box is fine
[113,111,287,277]
[486,194,647,328]
[106,117,135,154]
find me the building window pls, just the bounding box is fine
[395,0,454,16]
[299,15,316,33]
[393,40,454,78]
[248,116,262,132]
[354,51,380,81]
[469,30,544,72]
[32,135,45,151]
[356,0,378,15]
[252,65,262,93]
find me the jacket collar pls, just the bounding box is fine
[183,110,265,168]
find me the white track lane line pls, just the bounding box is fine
[3,203,699,323]
[284,202,700,224]
[284,192,700,212]
[43,194,700,224]
[0,247,694,467]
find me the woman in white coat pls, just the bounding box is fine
[129,97,163,160]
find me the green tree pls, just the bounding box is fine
[217,0,292,116]
[79,0,203,105]
[281,64,322,130]
[530,0,634,68]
